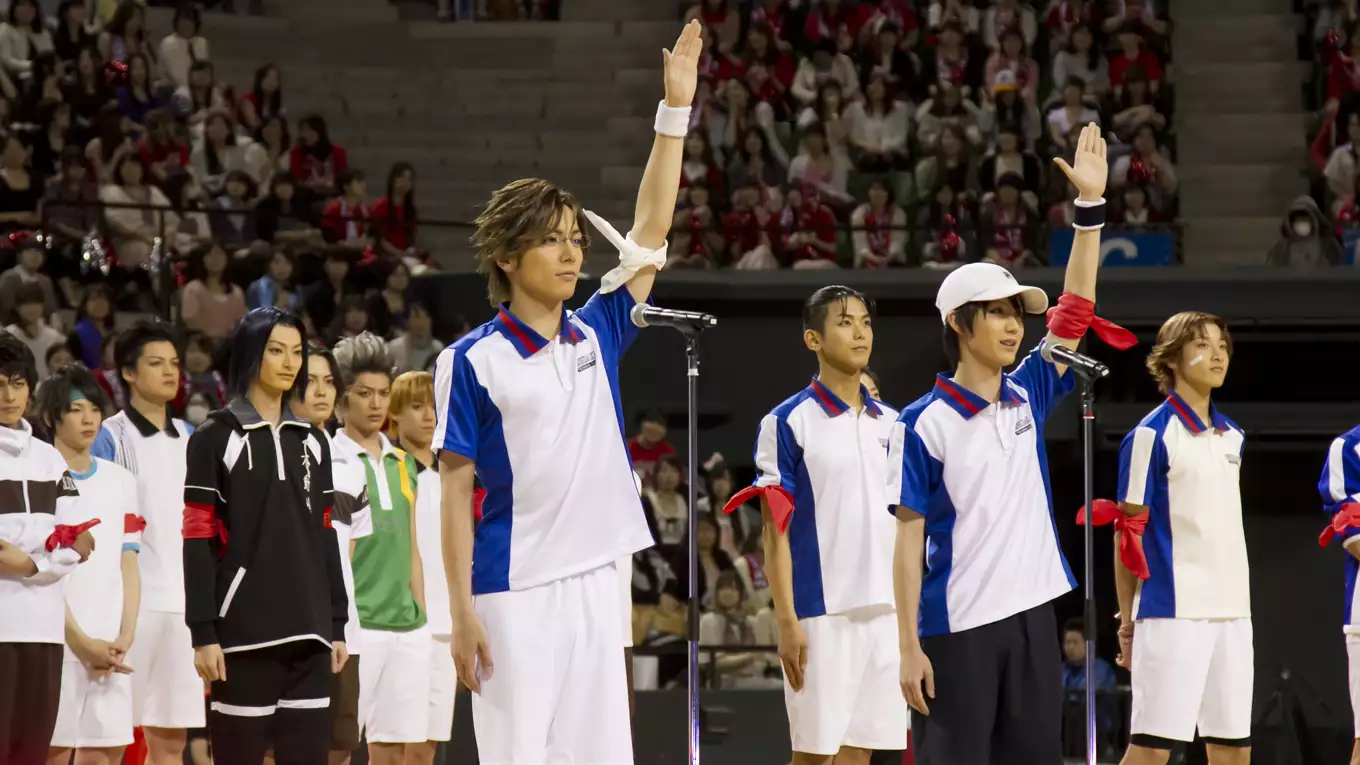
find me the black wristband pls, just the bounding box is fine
[1073,198,1106,230]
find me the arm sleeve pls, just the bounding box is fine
[1008,344,1076,424]
[1321,435,1360,543]
[182,424,225,647]
[574,286,642,368]
[753,413,801,497]
[317,436,347,643]
[1117,426,1165,508]
[886,419,942,515]
[89,427,116,466]
[123,471,146,553]
[432,347,485,463]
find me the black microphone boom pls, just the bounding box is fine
[629,304,718,333]
[1040,342,1109,379]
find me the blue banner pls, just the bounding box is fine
[1048,228,1175,267]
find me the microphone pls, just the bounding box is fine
[629,304,717,333]
[1040,342,1110,380]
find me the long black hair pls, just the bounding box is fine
[202,111,237,176]
[384,161,417,243]
[8,0,44,33]
[298,114,332,158]
[250,64,282,120]
[227,306,309,402]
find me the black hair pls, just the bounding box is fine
[172,3,200,35]
[942,295,1025,369]
[44,342,71,368]
[307,342,342,396]
[32,364,108,436]
[126,51,152,90]
[254,114,291,156]
[187,60,215,112]
[384,161,417,243]
[861,365,882,395]
[114,319,179,398]
[184,330,214,357]
[111,151,144,186]
[866,176,895,205]
[96,103,125,163]
[0,328,38,392]
[1062,617,1086,638]
[250,64,282,121]
[12,281,46,318]
[223,169,258,199]
[75,283,116,329]
[638,410,666,427]
[298,114,332,157]
[336,169,364,194]
[802,285,874,333]
[185,243,230,288]
[203,111,238,176]
[162,169,197,212]
[227,306,309,401]
[328,294,370,339]
[8,0,44,33]
[269,170,297,197]
[407,300,431,318]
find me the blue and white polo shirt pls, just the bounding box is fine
[752,379,898,620]
[887,345,1077,637]
[1319,424,1360,633]
[1117,392,1249,621]
[432,288,654,595]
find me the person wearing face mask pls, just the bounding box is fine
[1266,196,1343,267]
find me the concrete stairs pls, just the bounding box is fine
[1172,0,1308,265]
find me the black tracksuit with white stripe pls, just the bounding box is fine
[182,398,346,765]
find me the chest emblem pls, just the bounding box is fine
[878,437,889,452]
[1015,417,1034,437]
[1225,453,1241,466]
[301,448,312,512]
[577,351,597,373]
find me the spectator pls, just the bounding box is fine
[1043,0,1097,48]
[791,39,860,109]
[691,512,736,609]
[256,171,325,250]
[982,70,1041,146]
[180,331,226,410]
[707,79,785,167]
[91,332,122,411]
[1047,178,1080,227]
[694,22,741,87]
[40,146,97,301]
[1109,22,1162,93]
[739,22,795,120]
[156,5,207,90]
[981,172,1039,268]
[787,123,854,206]
[1047,77,1100,152]
[803,0,854,50]
[1266,196,1343,267]
[115,51,163,128]
[1316,0,1358,45]
[326,293,370,344]
[915,79,985,149]
[245,114,290,189]
[238,63,283,132]
[695,463,746,556]
[387,301,443,374]
[1109,66,1166,142]
[732,532,770,612]
[980,122,1041,200]
[136,108,191,186]
[680,130,726,205]
[99,152,175,268]
[30,100,72,181]
[207,169,262,257]
[6,281,63,376]
[0,234,57,321]
[290,114,347,196]
[245,248,294,311]
[985,28,1040,105]
[63,47,112,145]
[780,182,839,268]
[179,243,245,339]
[366,260,411,338]
[795,83,850,160]
[190,111,249,196]
[1050,22,1109,100]
[172,59,227,129]
[45,342,74,377]
[0,0,53,82]
[981,0,1038,51]
[685,0,740,55]
[1326,111,1360,203]
[628,410,675,483]
[1112,182,1158,225]
[52,0,96,67]
[67,282,114,370]
[98,0,152,65]
[0,133,39,233]
[1059,618,1117,712]
[915,122,980,200]
[1110,123,1177,211]
[698,571,778,688]
[918,180,973,268]
[860,21,923,103]
[1101,0,1166,38]
[920,21,984,98]
[855,0,921,50]
[162,169,212,252]
[17,53,62,123]
[302,250,354,332]
[667,180,723,267]
[321,169,370,248]
[723,181,779,269]
[851,177,908,267]
[85,103,132,185]
[844,73,912,171]
[747,0,796,53]
[929,0,981,34]
[369,161,420,264]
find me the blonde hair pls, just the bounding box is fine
[1145,311,1232,395]
[389,371,434,418]
[469,178,589,306]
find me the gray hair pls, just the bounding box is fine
[331,332,394,389]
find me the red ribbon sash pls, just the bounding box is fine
[1076,499,1150,580]
[723,485,795,534]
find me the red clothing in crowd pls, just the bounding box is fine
[735,53,796,106]
[749,0,791,42]
[628,437,676,466]
[804,1,855,45]
[859,206,896,266]
[369,196,414,251]
[855,0,919,39]
[781,201,838,264]
[137,137,190,171]
[321,197,371,243]
[989,203,1031,262]
[1044,0,1095,37]
[724,206,772,255]
[680,161,726,203]
[1109,48,1163,87]
[698,50,743,84]
[1329,52,1360,103]
[289,144,349,192]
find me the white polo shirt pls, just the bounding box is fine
[1118,392,1249,621]
[753,379,898,619]
[325,431,372,652]
[62,458,142,656]
[92,407,193,613]
[432,289,654,595]
[414,466,452,637]
[1321,425,1360,633]
[888,346,1077,637]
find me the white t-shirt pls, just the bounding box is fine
[414,467,451,637]
[62,458,141,656]
[327,431,372,652]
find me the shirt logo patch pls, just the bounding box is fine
[1015,417,1034,437]
[878,437,890,452]
[301,448,312,512]
[1226,453,1241,466]
[577,351,597,373]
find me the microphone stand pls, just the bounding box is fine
[683,329,702,765]
[1080,374,1098,765]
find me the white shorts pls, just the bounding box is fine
[358,624,432,744]
[51,659,134,748]
[127,610,206,729]
[617,554,633,648]
[428,634,456,742]
[1130,617,1254,743]
[473,561,631,765]
[785,607,909,755]
[1347,634,1360,735]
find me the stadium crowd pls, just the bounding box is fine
[671,0,1178,270]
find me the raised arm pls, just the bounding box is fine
[624,20,704,304]
[1047,122,1109,377]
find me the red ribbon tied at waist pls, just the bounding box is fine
[1076,499,1150,580]
[1045,292,1138,351]
[45,519,101,552]
[723,485,795,534]
[1320,503,1360,547]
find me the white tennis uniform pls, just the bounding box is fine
[414,467,456,742]
[52,459,142,749]
[434,288,654,764]
[1118,393,1252,744]
[1320,425,1360,735]
[754,379,907,755]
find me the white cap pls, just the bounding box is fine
[934,263,1050,325]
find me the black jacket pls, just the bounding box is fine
[182,397,346,651]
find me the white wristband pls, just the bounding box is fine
[654,101,692,138]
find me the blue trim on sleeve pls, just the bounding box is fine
[122,542,140,553]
